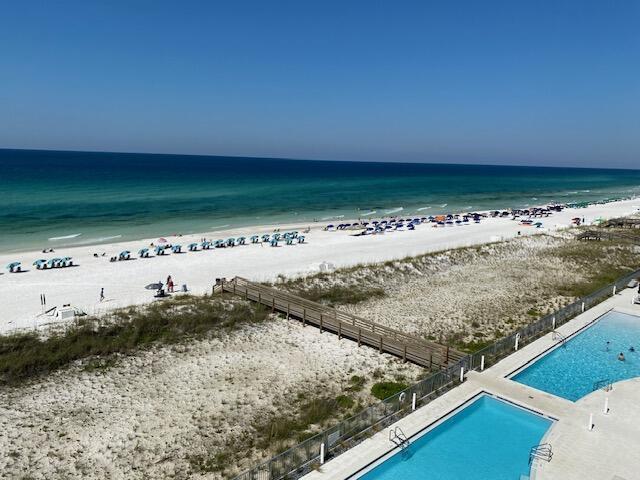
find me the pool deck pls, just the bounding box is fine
[303,287,640,480]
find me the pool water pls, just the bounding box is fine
[513,311,640,401]
[358,395,552,480]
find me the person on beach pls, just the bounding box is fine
[167,275,174,293]
[99,288,105,302]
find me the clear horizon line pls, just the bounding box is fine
[1,146,639,172]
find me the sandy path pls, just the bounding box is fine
[0,199,638,333]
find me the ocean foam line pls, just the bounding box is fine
[48,233,82,241]
[360,210,377,216]
[70,235,123,246]
[384,207,403,215]
[416,206,431,211]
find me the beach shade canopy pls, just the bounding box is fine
[139,248,149,255]
[188,242,198,248]
[33,259,47,266]
[154,245,165,253]
[119,250,130,256]
[157,238,168,244]
[145,282,163,290]
[7,261,21,269]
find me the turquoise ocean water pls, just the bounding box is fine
[2,149,640,253]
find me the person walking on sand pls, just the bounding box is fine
[99,288,105,302]
[167,275,174,293]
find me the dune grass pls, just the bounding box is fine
[0,294,268,386]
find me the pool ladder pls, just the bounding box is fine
[529,443,553,465]
[389,426,411,452]
[551,331,567,347]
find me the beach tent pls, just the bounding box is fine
[33,259,48,269]
[7,262,21,273]
[48,258,62,268]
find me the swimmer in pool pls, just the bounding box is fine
[618,352,626,361]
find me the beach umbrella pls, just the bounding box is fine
[7,262,21,269]
[157,238,168,244]
[145,282,163,290]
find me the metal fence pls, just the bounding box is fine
[232,267,640,480]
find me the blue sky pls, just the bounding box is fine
[0,1,638,168]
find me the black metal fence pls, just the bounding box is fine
[232,268,640,480]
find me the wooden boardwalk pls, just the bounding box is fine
[215,277,465,370]
[577,229,640,244]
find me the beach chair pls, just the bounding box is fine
[188,243,198,252]
[7,262,22,273]
[138,248,150,258]
[172,245,182,253]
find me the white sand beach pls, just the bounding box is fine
[1,198,638,334]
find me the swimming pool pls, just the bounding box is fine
[512,310,640,401]
[356,394,552,480]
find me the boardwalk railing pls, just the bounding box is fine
[231,267,640,480]
[217,277,465,369]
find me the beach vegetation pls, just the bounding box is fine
[0,293,269,385]
[370,381,408,400]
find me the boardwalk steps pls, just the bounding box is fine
[215,276,465,370]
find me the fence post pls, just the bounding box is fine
[320,442,325,464]
[459,367,464,382]
[552,316,556,329]
[581,301,585,312]
[613,285,617,296]
[286,304,290,320]
[412,392,416,411]
[480,355,485,371]
[588,413,594,431]
[515,333,520,351]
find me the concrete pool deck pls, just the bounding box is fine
[303,286,640,480]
